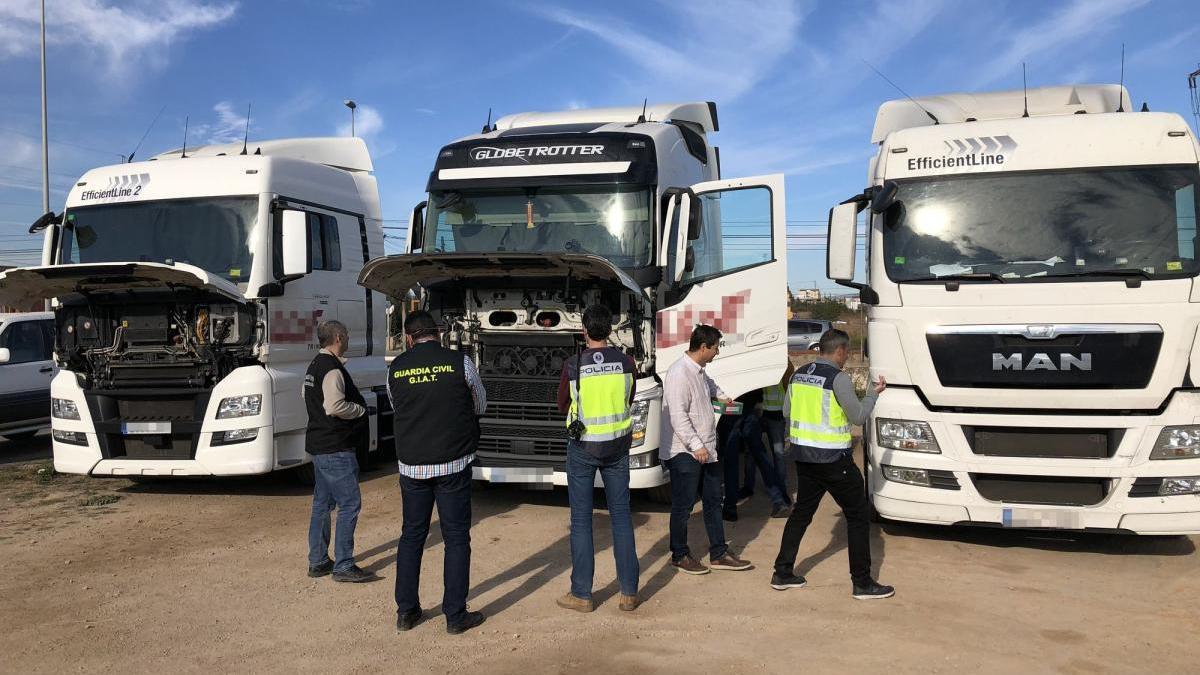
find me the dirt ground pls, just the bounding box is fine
[1,443,1198,674]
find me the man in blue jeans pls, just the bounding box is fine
[660,325,753,575]
[389,311,487,635]
[723,391,791,520]
[555,304,640,613]
[303,320,377,583]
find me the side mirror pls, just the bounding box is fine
[686,202,702,241]
[870,180,899,214]
[28,211,61,234]
[684,245,695,273]
[0,348,10,364]
[280,209,311,277]
[408,201,427,253]
[826,202,859,283]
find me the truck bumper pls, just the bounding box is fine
[54,425,276,477]
[473,452,669,489]
[868,388,1200,535]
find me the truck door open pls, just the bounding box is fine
[656,174,789,397]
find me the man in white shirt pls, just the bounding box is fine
[659,325,753,575]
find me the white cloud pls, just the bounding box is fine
[337,104,383,138]
[205,101,250,144]
[565,100,587,111]
[972,0,1151,88]
[528,0,805,101]
[414,108,437,116]
[0,0,236,76]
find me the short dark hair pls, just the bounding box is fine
[582,304,613,341]
[818,328,850,354]
[404,310,439,338]
[689,324,722,351]
[317,320,348,348]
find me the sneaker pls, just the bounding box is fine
[852,580,895,600]
[770,503,792,519]
[770,571,807,590]
[619,594,640,612]
[446,610,486,635]
[736,494,752,507]
[710,553,753,571]
[670,556,711,575]
[307,559,334,578]
[331,565,381,583]
[555,593,594,613]
[396,608,423,631]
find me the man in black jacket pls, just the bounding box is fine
[303,320,377,583]
[389,310,487,635]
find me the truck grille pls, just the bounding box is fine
[84,391,209,460]
[483,378,559,404]
[970,474,1110,506]
[485,402,565,423]
[963,426,1119,459]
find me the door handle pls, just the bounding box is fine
[39,367,53,373]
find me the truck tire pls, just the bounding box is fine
[646,482,673,505]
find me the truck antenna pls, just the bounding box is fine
[240,103,252,155]
[1117,43,1126,112]
[127,104,165,163]
[180,115,189,158]
[1189,64,1200,132]
[481,107,492,134]
[863,59,938,125]
[1021,63,1030,118]
[637,98,648,123]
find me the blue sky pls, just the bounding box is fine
[0,0,1197,291]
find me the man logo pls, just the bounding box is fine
[806,363,817,375]
[992,353,1093,371]
[592,351,605,364]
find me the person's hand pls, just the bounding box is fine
[719,397,734,407]
[694,447,710,463]
[873,375,887,395]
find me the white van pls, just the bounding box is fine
[0,311,57,441]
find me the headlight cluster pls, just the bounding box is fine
[1151,426,1200,460]
[1158,477,1200,496]
[876,418,940,453]
[881,464,931,487]
[630,399,651,448]
[51,429,87,446]
[217,394,262,419]
[212,428,259,446]
[51,398,80,420]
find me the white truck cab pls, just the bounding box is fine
[358,102,790,495]
[828,85,1200,534]
[0,138,390,477]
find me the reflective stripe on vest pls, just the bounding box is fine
[568,364,634,443]
[762,383,786,412]
[787,370,852,449]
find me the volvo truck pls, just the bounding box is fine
[0,138,391,478]
[358,103,789,495]
[827,85,1200,534]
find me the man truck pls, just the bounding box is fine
[358,102,790,496]
[0,137,391,478]
[827,84,1200,534]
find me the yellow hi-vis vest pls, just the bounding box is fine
[762,383,786,412]
[787,361,852,450]
[566,347,634,453]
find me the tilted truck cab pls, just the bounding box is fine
[358,102,790,495]
[827,85,1200,533]
[0,138,391,478]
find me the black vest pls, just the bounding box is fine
[388,341,479,465]
[304,352,367,455]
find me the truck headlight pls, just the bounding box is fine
[629,449,659,469]
[881,464,931,487]
[52,429,87,445]
[876,418,940,453]
[1151,426,1200,459]
[217,394,262,419]
[212,428,259,445]
[52,398,80,420]
[1159,477,1200,496]
[630,399,651,448]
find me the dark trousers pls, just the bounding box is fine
[667,453,728,562]
[727,413,788,507]
[395,467,472,624]
[774,455,873,584]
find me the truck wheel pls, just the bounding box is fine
[646,483,673,505]
[293,462,316,486]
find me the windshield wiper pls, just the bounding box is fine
[910,272,1006,284]
[1055,268,1152,280]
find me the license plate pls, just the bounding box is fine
[121,421,172,435]
[1002,507,1081,529]
[488,467,553,484]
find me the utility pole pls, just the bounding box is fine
[344,99,357,137]
[39,0,49,214]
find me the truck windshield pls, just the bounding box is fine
[882,165,1200,282]
[423,185,653,267]
[59,197,258,283]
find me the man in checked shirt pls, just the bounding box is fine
[388,310,487,635]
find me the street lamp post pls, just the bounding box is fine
[39,0,49,214]
[343,99,357,137]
